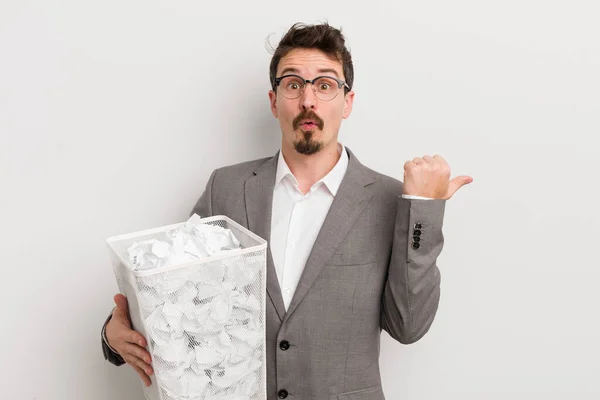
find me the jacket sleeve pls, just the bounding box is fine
[101,311,125,366]
[381,197,446,344]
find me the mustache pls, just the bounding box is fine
[293,111,324,130]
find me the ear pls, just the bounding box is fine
[268,90,278,118]
[342,90,355,119]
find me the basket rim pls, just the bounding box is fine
[105,215,267,278]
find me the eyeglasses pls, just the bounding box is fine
[274,74,350,101]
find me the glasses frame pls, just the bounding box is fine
[273,74,351,101]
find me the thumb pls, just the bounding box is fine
[113,294,129,319]
[447,175,473,197]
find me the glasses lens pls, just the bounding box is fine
[279,76,305,99]
[314,77,339,100]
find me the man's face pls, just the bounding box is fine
[269,48,354,156]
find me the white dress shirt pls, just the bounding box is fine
[270,144,431,310]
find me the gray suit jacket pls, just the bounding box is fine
[102,148,446,400]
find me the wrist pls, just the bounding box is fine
[102,307,119,354]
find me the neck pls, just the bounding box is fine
[281,140,341,193]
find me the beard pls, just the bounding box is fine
[293,130,323,155]
[292,110,325,155]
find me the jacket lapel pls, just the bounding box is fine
[283,148,376,322]
[244,153,286,322]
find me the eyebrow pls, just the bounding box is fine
[280,67,342,79]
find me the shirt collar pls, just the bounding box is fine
[275,143,349,196]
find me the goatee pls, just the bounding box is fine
[293,131,323,155]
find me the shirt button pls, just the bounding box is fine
[284,288,291,293]
[278,389,289,398]
[279,340,290,351]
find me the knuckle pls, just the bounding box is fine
[131,345,141,357]
[135,357,146,369]
[125,347,136,358]
[136,360,151,376]
[136,347,148,361]
[133,332,145,345]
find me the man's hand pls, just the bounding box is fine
[403,155,473,200]
[106,294,153,386]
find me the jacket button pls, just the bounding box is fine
[413,229,422,236]
[414,223,422,229]
[278,389,289,398]
[412,242,420,250]
[279,340,290,351]
[412,236,420,243]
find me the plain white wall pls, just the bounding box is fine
[1,1,599,399]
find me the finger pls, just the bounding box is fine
[121,342,153,365]
[120,328,148,348]
[404,160,416,170]
[432,155,450,172]
[122,352,153,377]
[412,157,424,165]
[422,155,435,164]
[113,294,128,312]
[452,175,473,185]
[112,296,136,332]
[432,154,447,165]
[448,175,473,196]
[130,364,152,387]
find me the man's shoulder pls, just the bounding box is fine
[351,157,403,197]
[346,147,403,197]
[212,154,274,182]
[370,168,404,198]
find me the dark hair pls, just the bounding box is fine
[269,22,354,94]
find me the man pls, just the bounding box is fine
[101,22,472,399]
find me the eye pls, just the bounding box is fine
[281,76,304,91]
[315,77,337,92]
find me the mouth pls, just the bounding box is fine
[299,120,319,130]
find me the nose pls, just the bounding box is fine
[299,83,317,110]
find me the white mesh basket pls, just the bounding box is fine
[106,215,267,400]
